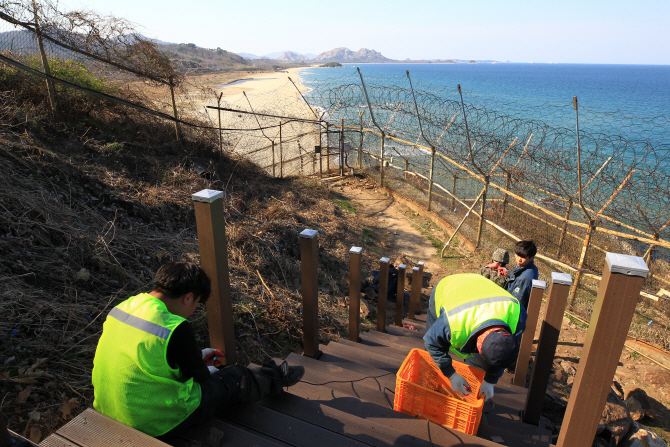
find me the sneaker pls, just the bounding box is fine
[279,361,304,387]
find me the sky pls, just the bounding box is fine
[60,0,670,64]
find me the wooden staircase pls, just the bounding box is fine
[41,313,552,447]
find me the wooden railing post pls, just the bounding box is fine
[513,279,546,387]
[377,257,390,333]
[408,262,424,320]
[349,247,363,342]
[300,229,321,358]
[557,253,648,447]
[569,218,596,306]
[192,189,237,365]
[523,272,573,425]
[395,264,407,326]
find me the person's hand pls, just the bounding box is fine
[201,348,225,367]
[207,365,219,374]
[448,373,471,398]
[479,380,495,401]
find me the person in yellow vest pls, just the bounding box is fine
[92,262,304,441]
[424,273,526,402]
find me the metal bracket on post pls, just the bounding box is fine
[513,279,547,387]
[300,229,322,359]
[523,272,573,425]
[408,262,424,319]
[395,264,407,326]
[557,254,648,447]
[377,257,390,333]
[192,189,237,365]
[349,247,363,342]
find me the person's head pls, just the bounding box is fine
[491,248,509,266]
[476,327,519,369]
[514,240,536,268]
[152,262,211,318]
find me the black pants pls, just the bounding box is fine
[157,362,284,442]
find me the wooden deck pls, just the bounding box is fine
[40,314,553,447]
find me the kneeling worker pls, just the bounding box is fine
[92,262,304,441]
[424,273,526,401]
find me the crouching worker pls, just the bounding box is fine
[92,262,304,441]
[424,273,526,402]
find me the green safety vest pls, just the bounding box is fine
[92,293,201,436]
[434,273,520,359]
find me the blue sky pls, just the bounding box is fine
[62,0,670,64]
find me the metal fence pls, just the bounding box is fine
[1,4,669,350]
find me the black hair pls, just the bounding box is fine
[514,240,537,259]
[154,262,211,303]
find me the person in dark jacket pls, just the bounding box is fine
[424,273,526,401]
[506,240,539,309]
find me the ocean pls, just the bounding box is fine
[298,63,670,146]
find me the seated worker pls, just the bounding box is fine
[478,248,510,288]
[506,240,539,309]
[92,262,304,441]
[424,273,526,401]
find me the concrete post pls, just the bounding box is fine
[300,229,321,358]
[523,272,573,425]
[377,257,390,333]
[557,254,648,447]
[513,280,546,387]
[395,264,407,326]
[408,262,424,319]
[349,247,363,342]
[192,189,237,365]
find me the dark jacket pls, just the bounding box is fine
[423,287,526,384]
[506,261,539,309]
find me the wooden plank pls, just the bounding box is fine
[349,247,363,342]
[39,434,80,447]
[361,330,425,352]
[217,404,358,447]
[175,416,290,447]
[323,341,403,373]
[380,324,425,340]
[402,318,426,331]
[514,281,546,387]
[56,408,170,447]
[337,338,408,365]
[260,391,500,447]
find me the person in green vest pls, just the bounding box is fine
[92,262,304,441]
[423,273,526,402]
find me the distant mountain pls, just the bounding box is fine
[303,53,317,59]
[238,52,260,60]
[276,51,309,62]
[315,47,391,63]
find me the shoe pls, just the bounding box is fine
[279,361,304,387]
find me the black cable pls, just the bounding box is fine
[299,371,395,386]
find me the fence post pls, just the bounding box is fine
[395,264,407,326]
[568,218,596,306]
[557,199,573,259]
[380,132,385,187]
[501,173,511,219]
[476,176,489,248]
[340,118,345,176]
[523,272,572,425]
[169,82,182,144]
[300,229,321,358]
[427,147,436,211]
[192,189,237,365]
[217,92,223,154]
[408,262,424,319]
[272,141,276,177]
[358,113,363,169]
[348,247,363,342]
[318,121,323,177]
[513,280,546,387]
[451,175,457,210]
[33,8,57,116]
[377,257,390,333]
[326,122,330,174]
[557,254,648,447]
[279,121,283,178]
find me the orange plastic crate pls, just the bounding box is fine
[394,348,485,435]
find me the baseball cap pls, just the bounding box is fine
[480,329,519,368]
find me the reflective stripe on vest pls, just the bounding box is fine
[434,273,520,353]
[108,307,171,340]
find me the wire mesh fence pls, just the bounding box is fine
[1,2,669,350]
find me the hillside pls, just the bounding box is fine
[315,47,391,63]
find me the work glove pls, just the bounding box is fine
[208,365,219,374]
[448,372,471,398]
[479,380,495,401]
[201,348,225,367]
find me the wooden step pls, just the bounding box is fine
[287,354,551,446]
[175,416,292,447]
[360,330,425,354]
[385,324,427,340]
[325,341,529,412]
